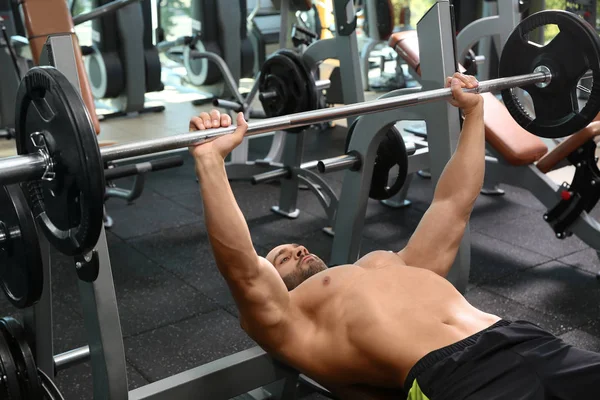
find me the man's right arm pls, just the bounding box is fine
[191,112,293,347]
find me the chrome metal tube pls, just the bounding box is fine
[0,71,551,179]
[0,153,48,185]
[100,72,550,162]
[54,346,90,372]
[72,0,140,25]
[213,98,244,112]
[317,154,361,173]
[315,79,330,91]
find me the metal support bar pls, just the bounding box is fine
[72,0,142,25]
[54,346,90,373]
[317,154,360,173]
[0,71,552,184]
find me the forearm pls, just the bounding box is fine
[195,154,258,280]
[433,105,485,211]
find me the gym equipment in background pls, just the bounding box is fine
[3,5,600,399]
[0,0,30,140]
[84,0,166,119]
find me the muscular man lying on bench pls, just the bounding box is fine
[189,73,600,400]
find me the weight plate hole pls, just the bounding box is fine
[32,97,56,123]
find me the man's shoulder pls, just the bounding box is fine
[355,250,407,269]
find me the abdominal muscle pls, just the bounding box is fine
[286,253,501,396]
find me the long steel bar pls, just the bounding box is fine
[0,71,550,185]
[100,72,550,161]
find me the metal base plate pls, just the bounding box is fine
[271,206,300,219]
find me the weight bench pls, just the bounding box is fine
[389,30,600,253]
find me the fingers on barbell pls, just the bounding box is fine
[210,109,222,127]
[189,116,205,131]
[220,113,232,127]
[234,113,248,137]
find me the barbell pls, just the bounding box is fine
[0,10,599,303]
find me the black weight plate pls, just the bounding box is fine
[369,125,409,200]
[0,355,8,400]
[0,185,43,309]
[499,10,600,138]
[0,318,42,400]
[0,327,21,399]
[345,119,409,200]
[15,67,105,256]
[278,49,318,132]
[279,49,319,112]
[258,51,308,119]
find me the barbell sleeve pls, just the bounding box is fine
[315,79,330,91]
[0,152,48,186]
[100,71,550,162]
[54,346,90,373]
[318,154,361,174]
[259,80,330,102]
[0,71,551,182]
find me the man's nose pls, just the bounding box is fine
[295,246,308,258]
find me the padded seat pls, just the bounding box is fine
[389,30,549,166]
[388,31,420,74]
[20,0,101,135]
[536,121,600,173]
[481,93,548,165]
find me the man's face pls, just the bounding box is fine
[266,243,328,291]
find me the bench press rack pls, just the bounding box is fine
[388,0,600,277]
[328,0,472,292]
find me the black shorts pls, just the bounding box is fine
[403,320,600,400]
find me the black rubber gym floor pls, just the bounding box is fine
[2,125,600,399]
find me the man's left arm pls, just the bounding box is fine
[398,74,484,278]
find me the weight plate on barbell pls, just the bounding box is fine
[499,10,600,138]
[0,184,43,309]
[0,318,42,400]
[0,326,21,399]
[259,50,310,120]
[279,49,319,114]
[15,67,105,256]
[345,119,409,200]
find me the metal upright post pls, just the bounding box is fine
[78,229,129,399]
[332,0,365,108]
[419,0,470,293]
[217,0,242,98]
[272,132,304,218]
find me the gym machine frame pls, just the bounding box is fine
[247,0,368,226]
[388,0,523,206]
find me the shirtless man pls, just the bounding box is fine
[189,73,600,399]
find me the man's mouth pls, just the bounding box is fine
[301,255,314,264]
